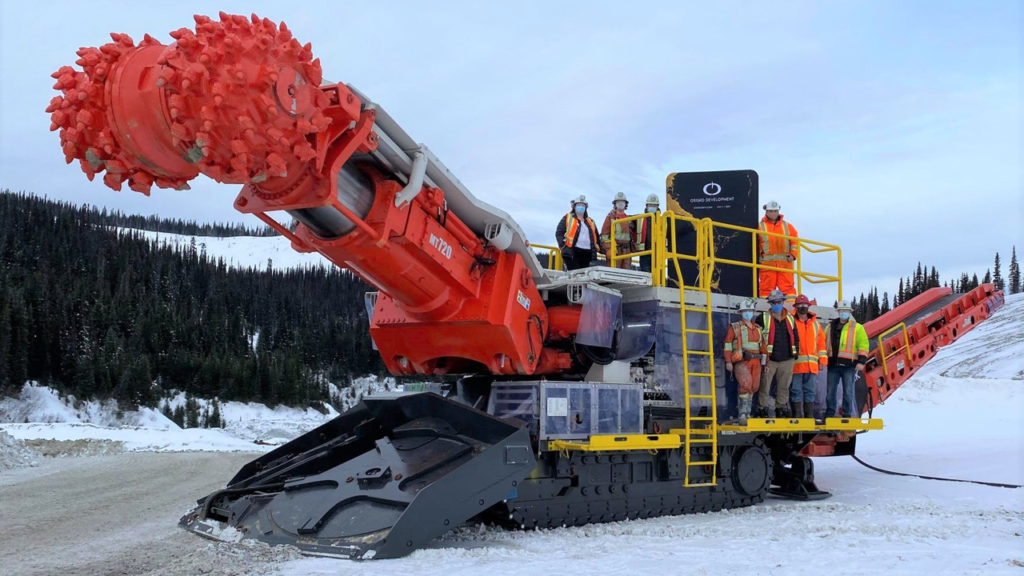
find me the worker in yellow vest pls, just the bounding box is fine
[755,289,799,418]
[758,200,799,298]
[724,298,767,425]
[600,192,635,269]
[636,194,660,273]
[824,299,870,418]
[555,195,601,271]
[791,294,827,422]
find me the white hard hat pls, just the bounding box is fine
[646,193,660,206]
[613,191,628,205]
[836,299,852,311]
[573,195,588,208]
[738,298,757,311]
[763,200,781,211]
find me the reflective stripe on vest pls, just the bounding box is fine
[725,321,762,358]
[564,214,596,248]
[828,319,861,360]
[763,313,798,356]
[759,219,792,262]
[636,217,649,250]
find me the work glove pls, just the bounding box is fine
[787,254,796,262]
[560,247,572,260]
[725,362,733,372]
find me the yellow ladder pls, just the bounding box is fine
[665,217,718,487]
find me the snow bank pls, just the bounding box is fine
[0,382,176,428]
[0,430,40,471]
[162,391,339,445]
[1,422,267,453]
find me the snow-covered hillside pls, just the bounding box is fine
[117,227,329,271]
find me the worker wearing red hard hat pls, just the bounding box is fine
[824,299,870,418]
[790,294,827,422]
[757,200,799,298]
[724,298,767,425]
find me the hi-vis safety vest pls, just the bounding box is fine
[563,213,598,249]
[826,318,869,361]
[793,316,827,373]
[635,215,654,250]
[763,313,798,356]
[600,210,631,243]
[725,321,763,362]
[759,218,796,263]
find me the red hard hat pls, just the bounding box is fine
[794,294,810,306]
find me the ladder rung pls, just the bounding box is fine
[686,417,716,421]
[686,373,713,378]
[683,307,711,313]
[684,328,711,335]
[687,394,715,399]
[686,438,716,443]
[684,482,717,487]
[685,350,713,356]
[686,460,716,466]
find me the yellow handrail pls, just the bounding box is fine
[530,242,564,271]
[877,322,913,377]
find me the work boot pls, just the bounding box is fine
[804,402,819,424]
[776,401,789,418]
[791,401,803,419]
[738,394,752,426]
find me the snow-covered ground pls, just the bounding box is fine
[116,227,329,271]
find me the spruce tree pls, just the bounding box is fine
[993,252,1004,291]
[881,292,891,314]
[983,269,992,284]
[1010,246,1020,294]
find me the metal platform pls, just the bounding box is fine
[545,417,882,453]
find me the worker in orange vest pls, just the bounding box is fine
[555,195,601,271]
[724,298,767,425]
[755,289,799,418]
[757,200,799,298]
[790,294,827,422]
[600,192,635,269]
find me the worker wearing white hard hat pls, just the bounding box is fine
[636,194,660,274]
[758,200,799,299]
[600,192,635,269]
[555,195,601,271]
[824,300,870,418]
[724,298,766,425]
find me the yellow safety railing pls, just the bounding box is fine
[608,212,661,276]
[530,243,564,271]
[877,322,913,377]
[601,213,843,300]
[703,220,843,301]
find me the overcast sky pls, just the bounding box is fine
[1,1,1021,302]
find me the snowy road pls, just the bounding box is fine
[0,451,287,576]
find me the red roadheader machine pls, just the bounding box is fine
[49,13,1004,560]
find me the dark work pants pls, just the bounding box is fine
[565,247,594,270]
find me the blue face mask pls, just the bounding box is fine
[646,207,657,213]
[575,205,586,215]
[741,311,754,321]
[770,303,784,314]
[839,311,850,321]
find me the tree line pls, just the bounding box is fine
[848,248,1020,323]
[0,190,383,411]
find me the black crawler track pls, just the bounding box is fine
[486,435,773,528]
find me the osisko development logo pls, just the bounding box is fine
[702,182,722,196]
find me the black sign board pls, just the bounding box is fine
[666,170,759,297]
